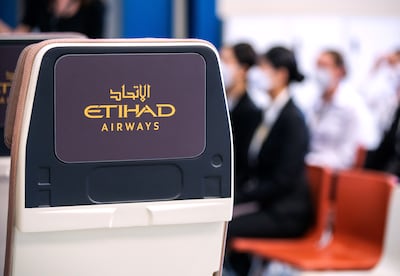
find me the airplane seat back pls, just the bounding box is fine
[4,38,233,276]
[0,33,85,275]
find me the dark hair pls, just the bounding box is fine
[263,46,304,84]
[232,43,257,70]
[323,49,347,76]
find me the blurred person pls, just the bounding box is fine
[365,49,400,173]
[306,49,376,169]
[0,0,105,38]
[221,43,258,110]
[362,50,400,147]
[365,106,400,176]
[226,46,313,276]
[247,65,270,109]
[220,43,262,199]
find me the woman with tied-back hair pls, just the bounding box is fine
[226,46,314,276]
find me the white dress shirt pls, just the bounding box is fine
[263,88,291,127]
[306,81,375,169]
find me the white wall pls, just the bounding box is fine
[218,0,400,17]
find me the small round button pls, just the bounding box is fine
[211,155,223,168]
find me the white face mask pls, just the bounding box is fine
[315,68,333,91]
[220,62,235,90]
[395,64,400,86]
[391,63,400,82]
[247,66,271,92]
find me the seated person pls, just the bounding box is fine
[306,49,375,169]
[361,49,400,146]
[220,43,262,196]
[364,49,400,173]
[226,46,313,276]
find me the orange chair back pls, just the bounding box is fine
[334,170,395,246]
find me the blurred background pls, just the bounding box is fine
[1,1,400,275]
[2,0,399,107]
[1,0,399,89]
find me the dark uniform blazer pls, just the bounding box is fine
[238,99,313,223]
[230,93,262,193]
[365,105,400,176]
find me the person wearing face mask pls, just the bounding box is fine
[247,65,271,109]
[364,49,400,174]
[306,49,376,169]
[221,42,258,110]
[225,46,313,276]
[220,43,262,199]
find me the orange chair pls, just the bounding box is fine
[232,165,333,252]
[353,146,367,169]
[301,186,400,276]
[233,170,395,271]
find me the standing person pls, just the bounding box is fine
[306,49,375,169]
[226,46,313,276]
[0,0,105,38]
[220,43,262,201]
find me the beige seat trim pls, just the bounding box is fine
[4,45,33,148]
[4,44,37,276]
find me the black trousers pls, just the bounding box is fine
[228,210,309,239]
[225,210,309,276]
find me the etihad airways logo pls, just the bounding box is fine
[83,84,176,132]
[0,71,14,105]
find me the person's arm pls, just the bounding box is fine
[242,112,309,202]
[0,19,30,34]
[0,0,37,33]
[0,19,12,33]
[14,24,31,33]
